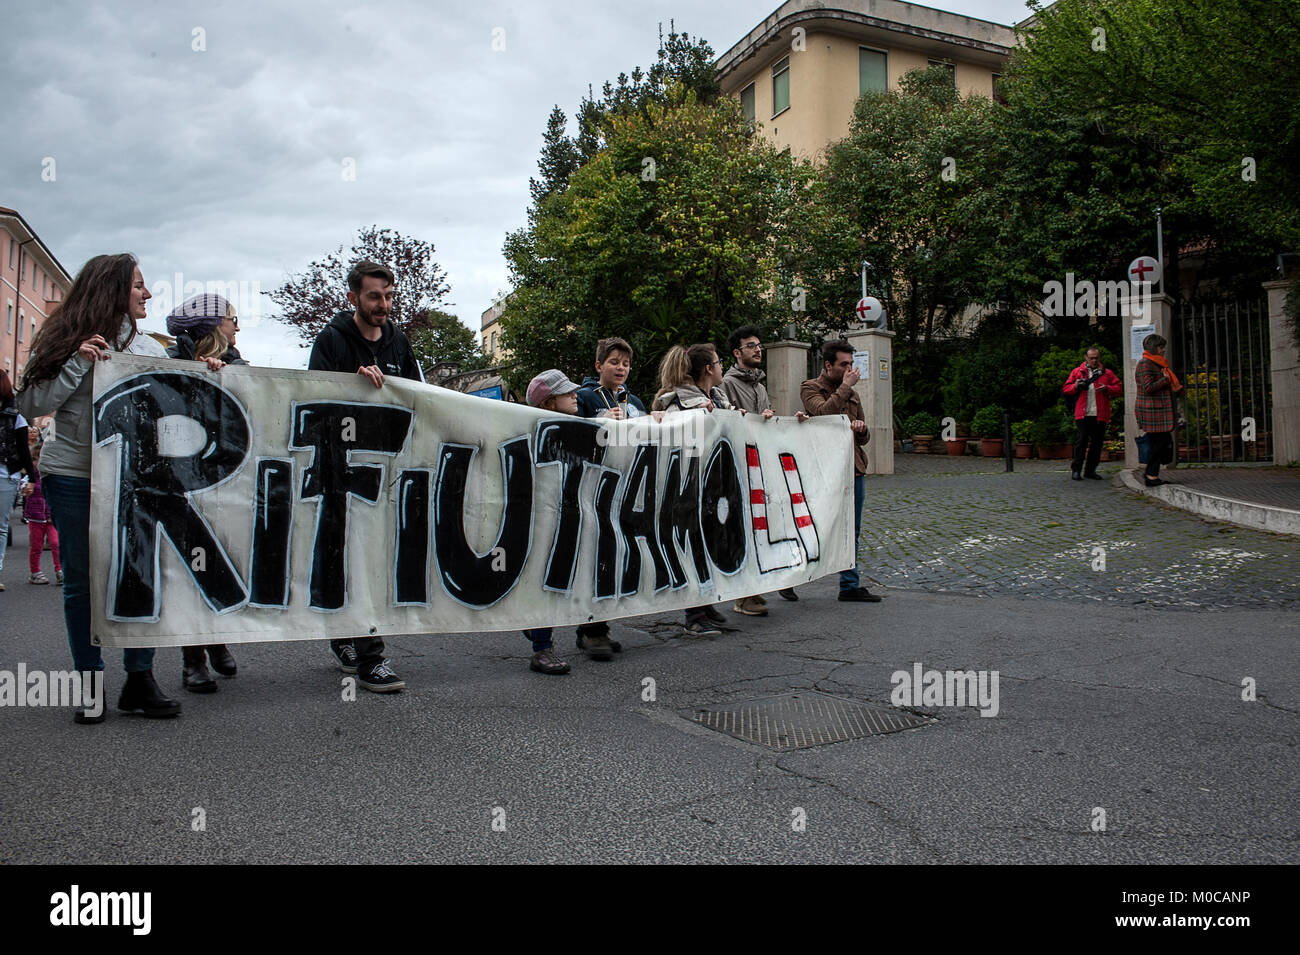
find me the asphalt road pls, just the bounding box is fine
[1,466,1296,864]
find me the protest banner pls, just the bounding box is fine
[89,354,853,647]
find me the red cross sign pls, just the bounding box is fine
[855,296,883,323]
[1127,255,1161,285]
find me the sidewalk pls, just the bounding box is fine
[1118,465,1300,536]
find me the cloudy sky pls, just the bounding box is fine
[2,0,1032,368]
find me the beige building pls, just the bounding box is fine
[1,207,72,386]
[479,297,509,364]
[717,0,1015,160]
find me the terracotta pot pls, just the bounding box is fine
[1208,435,1236,459]
[1244,433,1272,461]
[1014,442,1032,459]
[944,438,965,455]
[979,438,1004,457]
[912,435,933,454]
[1036,443,1072,460]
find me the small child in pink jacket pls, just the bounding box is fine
[22,445,62,585]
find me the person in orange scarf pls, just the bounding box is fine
[1134,334,1183,487]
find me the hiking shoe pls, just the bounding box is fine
[733,596,768,616]
[530,648,570,675]
[29,572,49,585]
[778,588,798,601]
[359,660,405,693]
[682,621,722,636]
[580,632,614,661]
[56,570,64,585]
[839,587,883,603]
[207,644,237,677]
[331,641,359,674]
[703,605,727,624]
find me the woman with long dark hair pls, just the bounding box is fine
[17,253,180,722]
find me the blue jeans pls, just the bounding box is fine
[0,471,20,575]
[839,474,866,593]
[42,473,155,673]
[523,628,553,652]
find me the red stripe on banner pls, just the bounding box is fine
[753,517,768,530]
[750,489,765,505]
[790,492,805,504]
[781,456,797,471]
[795,515,812,528]
[746,446,760,467]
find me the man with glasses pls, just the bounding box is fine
[722,325,798,611]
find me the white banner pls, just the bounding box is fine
[90,355,853,647]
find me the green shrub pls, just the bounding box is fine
[1031,407,1074,444]
[970,404,1004,437]
[903,411,941,436]
[1032,343,1120,410]
[1011,419,1034,443]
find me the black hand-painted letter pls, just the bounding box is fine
[434,439,533,608]
[94,372,250,619]
[702,440,746,574]
[657,449,709,588]
[618,443,670,594]
[291,402,413,611]
[249,458,294,608]
[534,419,606,592]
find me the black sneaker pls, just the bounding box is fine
[359,660,405,693]
[682,621,722,636]
[703,605,727,624]
[778,588,798,601]
[838,587,883,603]
[331,641,359,674]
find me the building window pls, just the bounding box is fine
[31,318,36,340]
[43,274,48,298]
[489,331,498,354]
[740,83,755,123]
[928,59,956,84]
[7,240,13,269]
[17,310,24,342]
[772,56,790,116]
[5,302,11,333]
[991,73,1006,104]
[859,48,887,94]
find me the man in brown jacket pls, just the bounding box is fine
[801,340,882,602]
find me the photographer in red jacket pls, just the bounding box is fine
[1062,347,1122,480]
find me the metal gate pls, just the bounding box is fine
[1175,299,1272,463]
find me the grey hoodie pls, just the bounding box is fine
[721,364,770,414]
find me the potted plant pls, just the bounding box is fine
[1011,419,1034,458]
[1032,408,1074,459]
[903,412,940,454]
[971,405,1005,457]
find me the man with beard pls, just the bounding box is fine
[720,324,799,610]
[307,261,423,692]
[801,340,883,603]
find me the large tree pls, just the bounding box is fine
[266,225,452,345]
[405,308,491,372]
[500,30,810,396]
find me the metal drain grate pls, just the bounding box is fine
[687,692,934,750]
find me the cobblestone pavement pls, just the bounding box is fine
[863,455,1300,610]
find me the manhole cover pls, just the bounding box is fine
[686,692,933,750]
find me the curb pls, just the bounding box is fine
[1118,469,1300,536]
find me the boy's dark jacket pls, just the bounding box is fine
[307,310,423,381]
[575,376,647,418]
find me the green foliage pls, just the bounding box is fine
[1032,407,1074,445]
[405,309,489,373]
[903,411,941,436]
[970,404,1004,438]
[1012,419,1035,444]
[799,67,1011,348]
[940,332,1048,424]
[502,89,812,396]
[1013,0,1300,252]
